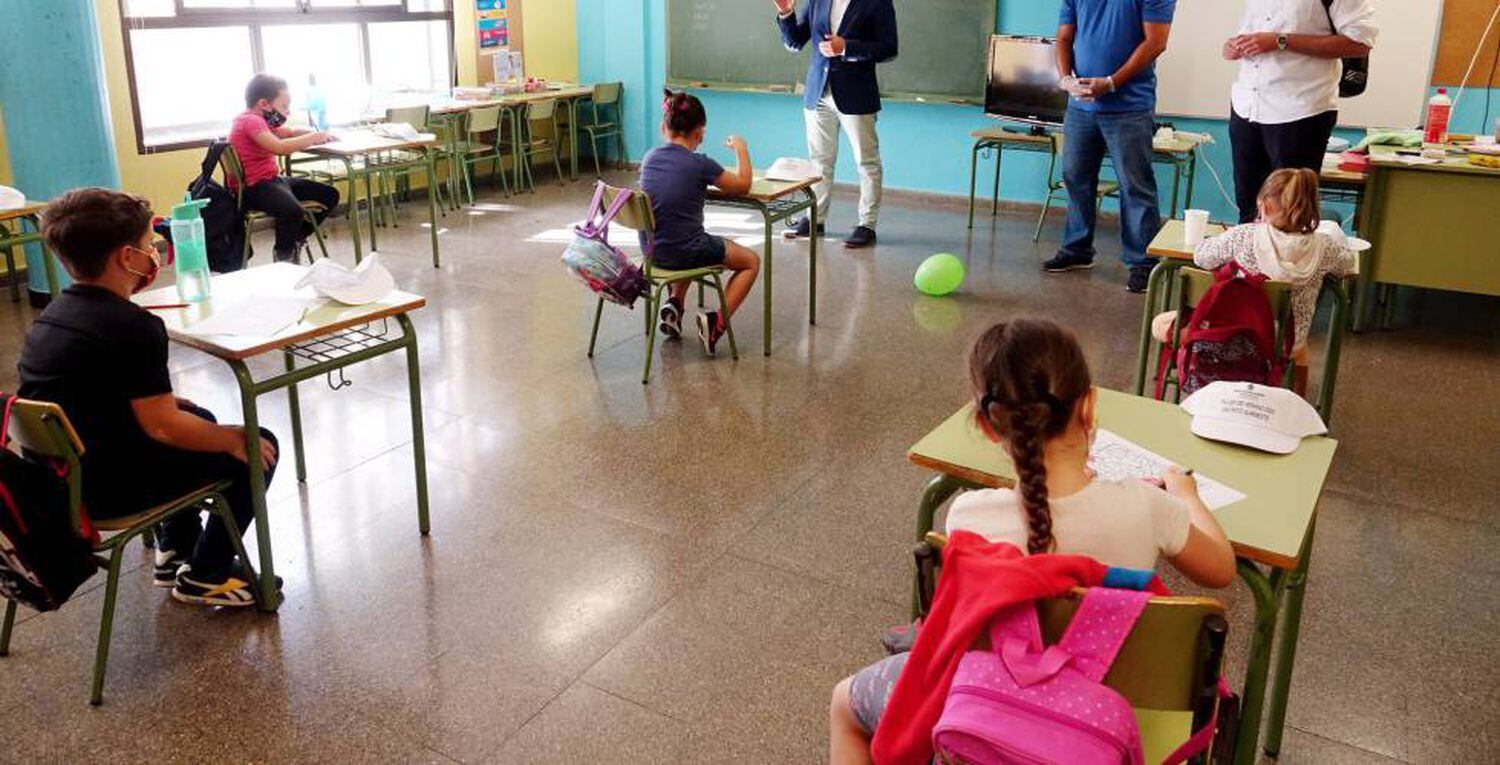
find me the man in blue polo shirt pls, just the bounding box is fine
[1046,0,1175,293]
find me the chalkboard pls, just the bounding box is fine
[667,0,995,104]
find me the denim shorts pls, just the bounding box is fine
[849,652,909,734]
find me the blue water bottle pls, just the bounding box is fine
[170,194,212,302]
[306,75,328,132]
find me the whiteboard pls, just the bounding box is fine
[1156,0,1444,128]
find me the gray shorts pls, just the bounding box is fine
[849,652,909,734]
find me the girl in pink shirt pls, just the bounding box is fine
[228,74,340,263]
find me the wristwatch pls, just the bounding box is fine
[1276,34,1290,51]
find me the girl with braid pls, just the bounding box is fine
[827,318,1235,765]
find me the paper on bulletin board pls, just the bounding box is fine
[477,0,510,49]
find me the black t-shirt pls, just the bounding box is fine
[17,284,173,484]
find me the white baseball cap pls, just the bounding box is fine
[1180,381,1327,454]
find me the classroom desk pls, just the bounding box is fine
[1356,148,1500,328]
[0,203,59,302]
[707,176,820,356]
[427,84,596,184]
[305,133,443,268]
[965,126,1201,229]
[134,263,430,611]
[1135,220,1353,423]
[907,388,1338,765]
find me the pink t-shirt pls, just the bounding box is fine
[228,111,281,189]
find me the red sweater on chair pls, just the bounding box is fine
[871,531,1169,765]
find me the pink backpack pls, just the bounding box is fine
[934,588,1218,765]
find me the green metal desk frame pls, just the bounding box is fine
[706,187,819,356]
[909,472,1315,765]
[1130,261,1351,425]
[0,212,61,301]
[225,314,431,611]
[315,147,442,269]
[966,132,1199,229]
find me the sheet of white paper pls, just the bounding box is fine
[764,157,818,182]
[184,296,323,337]
[1089,429,1247,511]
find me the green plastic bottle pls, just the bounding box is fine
[170,194,212,302]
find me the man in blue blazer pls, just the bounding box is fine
[773,0,898,249]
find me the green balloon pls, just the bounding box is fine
[914,253,965,296]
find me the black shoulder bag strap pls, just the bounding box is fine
[1323,0,1369,98]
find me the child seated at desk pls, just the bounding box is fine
[639,90,761,357]
[17,189,280,607]
[230,73,339,264]
[828,318,1236,765]
[1152,168,1357,365]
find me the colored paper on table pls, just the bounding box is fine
[1088,429,1246,511]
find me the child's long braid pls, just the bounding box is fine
[970,320,1093,556]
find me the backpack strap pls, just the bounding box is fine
[1161,677,1233,764]
[1054,587,1153,683]
[595,184,636,233]
[574,181,609,238]
[0,393,15,450]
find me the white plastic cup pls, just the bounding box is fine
[1184,209,1210,248]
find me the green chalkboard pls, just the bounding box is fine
[666,0,995,104]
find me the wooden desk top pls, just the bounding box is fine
[1147,219,1228,260]
[307,132,440,158]
[708,175,821,203]
[0,203,47,223]
[1319,166,1367,187]
[134,263,425,361]
[969,125,1200,155]
[907,388,1338,569]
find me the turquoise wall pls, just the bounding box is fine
[0,0,117,292]
[578,0,1500,227]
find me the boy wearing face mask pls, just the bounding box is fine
[17,189,280,607]
[230,73,339,263]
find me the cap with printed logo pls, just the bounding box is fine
[1180,381,1327,454]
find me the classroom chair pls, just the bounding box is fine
[579,82,627,177]
[0,400,259,706]
[517,99,566,193]
[587,184,738,384]
[219,143,330,268]
[456,105,511,203]
[914,533,1235,764]
[367,105,455,226]
[1151,266,1300,401]
[1033,133,1120,243]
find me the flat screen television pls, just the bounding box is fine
[985,35,1068,127]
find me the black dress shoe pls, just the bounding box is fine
[1127,265,1154,294]
[782,216,825,240]
[844,226,877,249]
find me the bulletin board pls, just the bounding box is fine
[1432,0,1500,88]
[476,0,524,86]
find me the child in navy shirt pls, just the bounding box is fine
[638,90,760,356]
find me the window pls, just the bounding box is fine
[119,0,453,152]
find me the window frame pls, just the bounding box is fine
[118,0,455,154]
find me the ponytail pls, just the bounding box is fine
[1259,168,1321,235]
[969,320,1093,556]
[661,89,707,137]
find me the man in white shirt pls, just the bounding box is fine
[1226,0,1377,223]
[773,0,898,249]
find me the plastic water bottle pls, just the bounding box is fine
[1424,88,1452,146]
[306,75,328,132]
[170,194,212,303]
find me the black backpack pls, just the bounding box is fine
[0,395,97,612]
[1323,0,1369,98]
[187,140,249,273]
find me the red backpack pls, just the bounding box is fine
[1156,263,1292,400]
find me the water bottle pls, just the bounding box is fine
[170,194,212,303]
[306,75,328,132]
[1423,88,1452,146]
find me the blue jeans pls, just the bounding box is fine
[1059,106,1161,269]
